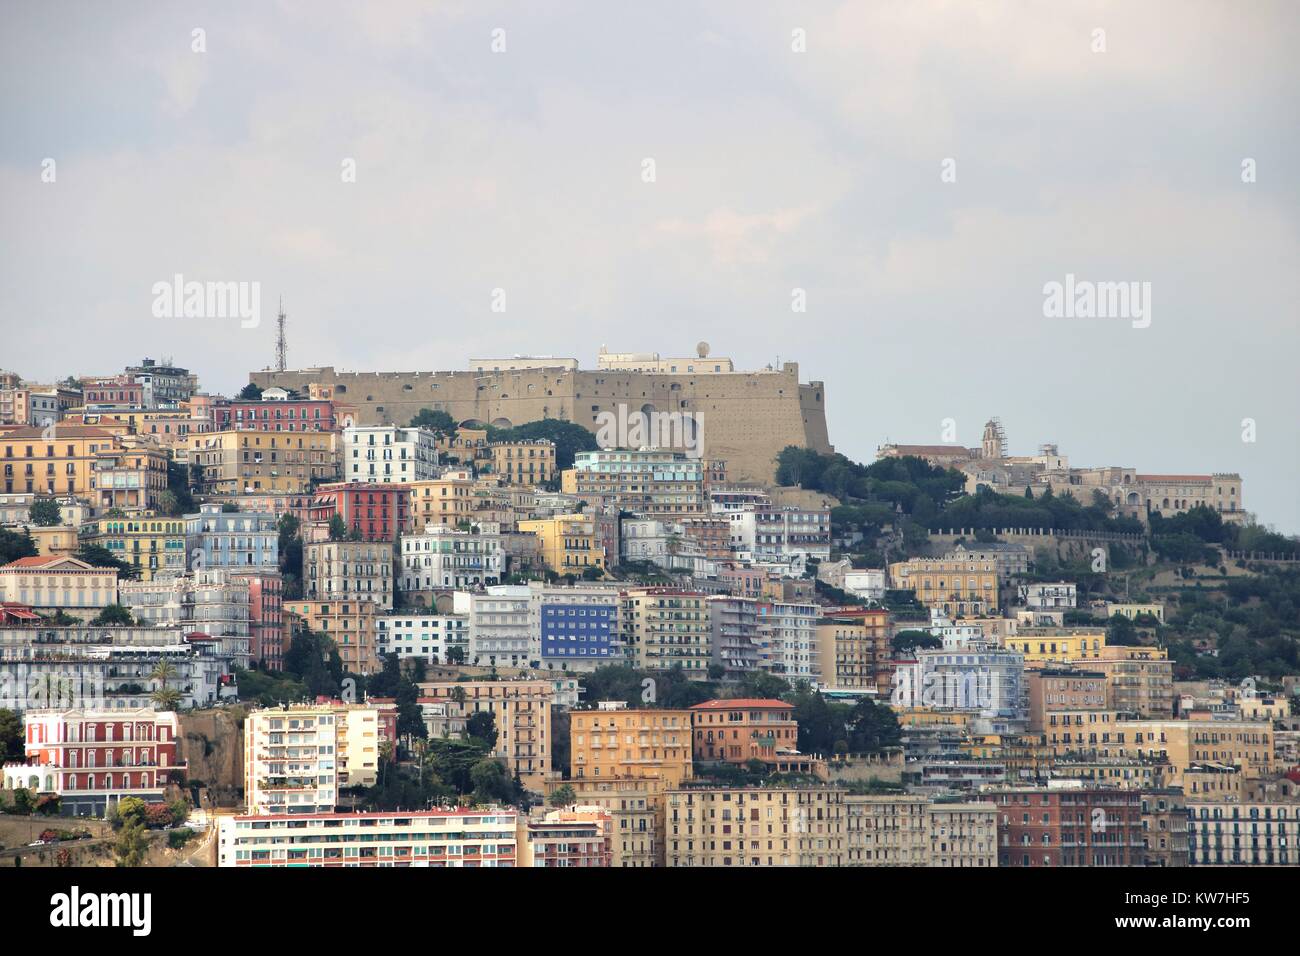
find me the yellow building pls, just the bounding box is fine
[1091,647,1174,718]
[188,429,339,495]
[0,424,167,509]
[567,777,661,867]
[420,680,554,792]
[517,514,604,575]
[407,470,475,531]
[1061,719,1274,788]
[570,706,694,787]
[490,440,556,486]
[26,524,79,557]
[816,611,890,693]
[283,599,380,675]
[620,588,712,674]
[665,787,847,867]
[887,556,999,615]
[1005,628,1109,663]
[79,513,187,581]
[894,708,975,732]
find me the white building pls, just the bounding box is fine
[757,601,819,680]
[119,569,252,668]
[343,425,439,484]
[0,556,119,622]
[892,644,1027,732]
[376,613,469,664]
[400,526,504,591]
[729,507,831,567]
[843,569,886,602]
[1018,582,1077,610]
[467,585,534,668]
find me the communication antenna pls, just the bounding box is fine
[275,298,288,372]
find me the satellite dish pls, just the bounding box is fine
[696,341,710,358]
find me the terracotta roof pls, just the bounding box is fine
[689,698,794,710]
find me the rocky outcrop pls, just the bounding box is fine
[179,708,245,808]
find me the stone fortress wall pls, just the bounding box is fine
[250,359,833,483]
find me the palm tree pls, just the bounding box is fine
[149,661,182,710]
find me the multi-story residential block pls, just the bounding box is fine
[1018,582,1077,610]
[78,513,186,581]
[620,588,712,675]
[219,808,519,866]
[420,680,553,792]
[2,708,182,816]
[665,786,847,867]
[243,703,388,815]
[120,569,252,667]
[0,556,118,621]
[892,644,1027,732]
[407,470,475,531]
[0,623,228,711]
[309,482,411,542]
[1005,628,1108,664]
[1073,719,1274,787]
[375,612,468,664]
[489,439,556,486]
[816,610,890,693]
[519,812,610,867]
[845,793,929,865]
[927,801,1000,867]
[756,601,818,679]
[0,424,164,506]
[729,506,832,565]
[214,394,337,432]
[1089,647,1174,718]
[1141,788,1189,866]
[304,539,394,611]
[690,699,799,765]
[126,358,193,408]
[233,571,284,671]
[187,429,339,495]
[570,704,694,786]
[467,585,533,668]
[0,493,90,527]
[517,514,604,576]
[991,785,1144,867]
[184,503,279,572]
[283,599,380,675]
[566,778,660,867]
[708,595,761,677]
[531,582,620,673]
[563,449,705,517]
[90,444,170,511]
[1026,668,1109,732]
[888,555,1000,616]
[400,526,503,591]
[343,425,439,484]
[1187,801,1300,865]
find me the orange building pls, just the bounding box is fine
[690,699,798,765]
[570,706,694,787]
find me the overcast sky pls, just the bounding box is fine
[2,1,1297,531]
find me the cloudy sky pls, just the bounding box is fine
[2,1,1297,531]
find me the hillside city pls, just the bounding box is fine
[0,347,1297,869]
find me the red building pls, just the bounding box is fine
[689,698,799,764]
[214,397,337,432]
[232,571,284,670]
[82,379,145,406]
[990,787,1144,867]
[309,483,411,542]
[4,708,184,816]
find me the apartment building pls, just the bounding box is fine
[304,539,394,610]
[0,556,118,621]
[420,679,553,792]
[563,449,705,517]
[1025,668,1109,733]
[1141,788,1189,867]
[283,599,380,675]
[570,705,694,786]
[708,595,761,677]
[120,569,252,668]
[309,483,411,543]
[690,699,798,765]
[1187,801,1300,865]
[756,601,818,679]
[991,786,1145,867]
[3,708,182,816]
[519,813,610,867]
[407,470,475,531]
[517,514,604,576]
[0,424,165,508]
[620,588,712,675]
[78,513,186,581]
[214,395,337,432]
[1090,648,1175,718]
[489,439,556,486]
[816,610,890,693]
[375,612,468,664]
[729,507,832,565]
[219,808,519,867]
[532,582,620,673]
[400,526,503,591]
[887,555,1000,616]
[234,571,284,671]
[567,778,660,867]
[1005,629,1108,664]
[665,787,847,867]
[845,793,929,865]
[1018,582,1078,610]
[188,429,339,495]
[467,585,533,668]
[184,503,279,572]
[343,425,439,484]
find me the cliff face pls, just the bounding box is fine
[179,709,245,808]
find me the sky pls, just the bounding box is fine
[2,1,1297,532]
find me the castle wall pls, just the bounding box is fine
[250,363,833,483]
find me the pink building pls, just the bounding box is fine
[233,571,285,670]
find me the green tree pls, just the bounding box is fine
[470,758,515,804]
[845,698,901,753]
[75,544,141,580]
[409,408,457,435]
[328,514,347,541]
[149,660,182,710]
[466,711,498,750]
[0,528,38,564]
[91,604,135,626]
[114,818,149,867]
[28,498,62,526]
[237,382,263,400]
[0,708,22,762]
[548,784,576,808]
